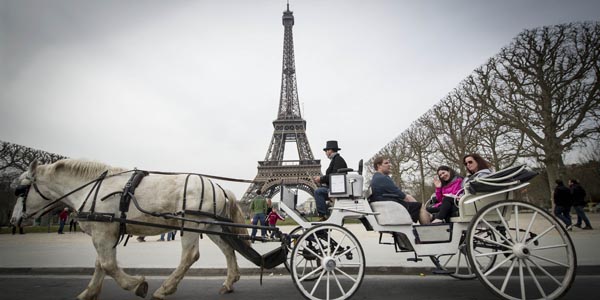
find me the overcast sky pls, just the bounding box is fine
[1,0,599,198]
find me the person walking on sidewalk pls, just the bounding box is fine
[58,207,69,234]
[553,179,573,230]
[68,210,78,232]
[250,190,268,241]
[570,179,593,230]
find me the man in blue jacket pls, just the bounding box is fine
[313,140,347,221]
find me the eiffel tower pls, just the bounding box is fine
[242,4,322,201]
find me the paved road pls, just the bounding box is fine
[1,274,598,300]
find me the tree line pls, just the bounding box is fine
[367,22,600,207]
[0,140,67,225]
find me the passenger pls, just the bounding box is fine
[431,166,464,223]
[462,153,493,186]
[369,156,430,224]
[313,140,347,221]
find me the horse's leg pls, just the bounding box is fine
[151,232,200,300]
[208,235,241,294]
[76,259,105,300]
[92,227,148,298]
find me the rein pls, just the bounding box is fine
[19,171,112,219]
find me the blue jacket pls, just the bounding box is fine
[369,172,406,202]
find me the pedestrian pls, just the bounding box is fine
[157,231,177,241]
[68,210,78,232]
[58,207,69,234]
[553,179,572,230]
[267,207,285,238]
[168,230,177,241]
[11,218,25,235]
[250,189,268,241]
[569,179,593,230]
[313,140,347,221]
[136,236,146,242]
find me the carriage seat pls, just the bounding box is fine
[465,165,538,195]
[370,201,413,225]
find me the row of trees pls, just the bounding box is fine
[368,22,600,207]
[0,140,67,225]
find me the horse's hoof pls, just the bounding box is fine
[135,281,149,298]
[219,286,234,294]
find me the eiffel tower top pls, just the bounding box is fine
[278,2,301,120]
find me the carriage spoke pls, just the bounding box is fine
[500,258,517,293]
[514,205,520,242]
[484,254,516,276]
[336,245,357,259]
[474,233,511,250]
[529,253,570,268]
[532,244,568,251]
[522,212,538,244]
[326,270,330,300]
[475,250,513,257]
[525,225,556,247]
[327,229,332,257]
[299,265,324,282]
[518,259,526,300]
[303,243,324,260]
[311,232,327,257]
[482,219,514,246]
[308,269,326,296]
[525,257,562,286]
[495,208,515,243]
[334,266,358,282]
[441,254,455,269]
[525,258,547,298]
[332,269,346,296]
[332,235,348,258]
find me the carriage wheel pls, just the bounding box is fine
[284,226,305,273]
[290,224,365,300]
[438,226,498,280]
[466,200,577,300]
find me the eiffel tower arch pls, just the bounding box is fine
[242,4,322,202]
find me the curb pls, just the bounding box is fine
[2,265,599,276]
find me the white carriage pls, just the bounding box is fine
[279,163,577,300]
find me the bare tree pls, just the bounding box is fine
[404,118,435,202]
[465,22,600,199]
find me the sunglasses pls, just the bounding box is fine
[464,160,475,166]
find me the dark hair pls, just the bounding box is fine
[373,156,389,171]
[256,190,262,195]
[436,165,458,185]
[555,179,564,185]
[463,153,491,174]
[569,179,579,185]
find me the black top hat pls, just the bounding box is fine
[323,140,341,151]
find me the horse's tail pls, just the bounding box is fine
[225,189,251,247]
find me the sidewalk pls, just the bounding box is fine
[1,214,599,276]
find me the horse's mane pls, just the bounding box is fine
[47,159,128,180]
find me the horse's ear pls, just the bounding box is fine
[28,160,39,176]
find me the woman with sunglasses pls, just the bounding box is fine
[462,153,492,186]
[431,165,464,223]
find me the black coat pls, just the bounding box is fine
[571,184,587,206]
[319,153,347,185]
[553,184,572,207]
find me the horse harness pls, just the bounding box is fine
[16,169,260,247]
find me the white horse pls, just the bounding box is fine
[10,159,250,300]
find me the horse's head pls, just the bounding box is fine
[11,160,48,225]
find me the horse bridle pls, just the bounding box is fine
[14,173,108,219]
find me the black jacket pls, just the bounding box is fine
[571,184,587,206]
[553,184,572,207]
[319,153,347,185]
